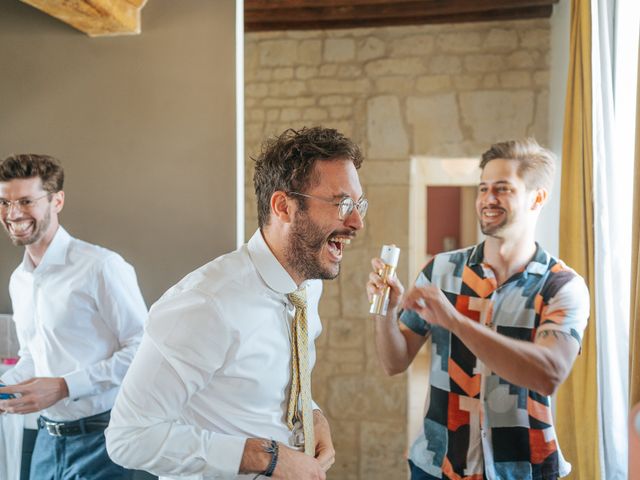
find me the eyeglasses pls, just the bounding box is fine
[0,193,50,213]
[288,191,368,220]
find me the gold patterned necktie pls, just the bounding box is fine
[286,288,315,456]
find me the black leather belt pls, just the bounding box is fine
[38,410,111,437]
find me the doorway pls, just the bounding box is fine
[406,156,481,447]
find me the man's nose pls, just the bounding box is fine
[482,190,498,203]
[5,202,22,219]
[345,207,364,230]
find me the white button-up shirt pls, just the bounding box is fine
[106,230,323,480]
[1,227,147,421]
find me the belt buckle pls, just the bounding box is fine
[46,420,63,436]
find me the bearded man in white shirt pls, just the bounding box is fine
[0,154,147,479]
[105,126,367,480]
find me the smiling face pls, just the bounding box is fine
[476,158,540,239]
[0,177,62,248]
[285,158,364,281]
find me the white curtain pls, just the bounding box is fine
[591,0,639,478]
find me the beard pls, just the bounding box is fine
[285,209,341,281]
[479,208,515,237]
[4,207,52,247]
[480,217,507,237]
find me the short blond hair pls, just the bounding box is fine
[480,138,555,191]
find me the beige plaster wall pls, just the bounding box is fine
[245,19,550,480]
[0,0,238,311]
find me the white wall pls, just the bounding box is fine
[0,0,240,311]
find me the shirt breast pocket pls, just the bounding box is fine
[492,293,538,330]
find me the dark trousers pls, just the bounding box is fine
[21,429,37,480]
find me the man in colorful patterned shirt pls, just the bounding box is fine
[367,139,589,480]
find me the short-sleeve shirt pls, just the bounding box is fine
[401,242,589,480]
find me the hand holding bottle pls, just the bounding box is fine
[367,245,403,316]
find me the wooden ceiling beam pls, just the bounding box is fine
[246,1,557,24]
[19,0,149,37]
[246,5,554,32]
[245,0,558,32]
[245,0,556,11]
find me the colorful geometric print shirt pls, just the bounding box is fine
[400,243,589,480]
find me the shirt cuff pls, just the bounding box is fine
[205,435,247,479]
[1,369,25,386]
[62,370,94,400]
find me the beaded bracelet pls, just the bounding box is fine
[262,439,278,477]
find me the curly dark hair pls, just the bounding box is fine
[0,154,64,193]
[253,126,363,228]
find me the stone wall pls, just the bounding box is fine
[245,20,550,480]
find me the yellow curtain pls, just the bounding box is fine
[630,33,640,408]
[555,0,601,479]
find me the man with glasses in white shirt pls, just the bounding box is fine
[106,127,367,480]
[0,154,147,479]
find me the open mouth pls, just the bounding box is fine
[327,235,352,261]
[7,220,34,238]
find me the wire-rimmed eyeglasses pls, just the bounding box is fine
[0,193,50,213]
[288,191,368,220]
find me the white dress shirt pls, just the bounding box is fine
[106,230,323,480]
[1,226,147,421]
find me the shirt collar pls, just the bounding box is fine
[525,243,550,275]
[467,241,550,276]
[468,242,485,266]
[21,226,71,273]
[247,229,299,295]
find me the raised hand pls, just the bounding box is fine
[366,257,405,314]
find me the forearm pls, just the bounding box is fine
[374,307,413,375]
[454,316,563,395]
[239,438,274,474]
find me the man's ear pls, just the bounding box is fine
[531,188,548,211]
[270,191,294,224]
[52,191,65,214]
